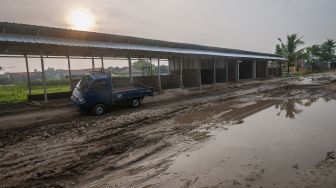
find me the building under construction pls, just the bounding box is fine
[0,22,286,102]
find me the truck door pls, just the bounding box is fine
[88,79,111,106]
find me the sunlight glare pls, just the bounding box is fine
[67,8,95,31]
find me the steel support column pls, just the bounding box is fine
[67,55,72,90]
[213,57,216,84]
[40,53,48,102]
[128,55,133,83]
[24,54,32,95]
[180,56,183,88]
[158,57,162,91]
[252,60,257,80]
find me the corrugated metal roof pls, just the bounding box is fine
[0,23,287,60]
[0,33,286,60]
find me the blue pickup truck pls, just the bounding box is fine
[71,72,154,115]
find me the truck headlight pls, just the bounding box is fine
[78,97,86,103]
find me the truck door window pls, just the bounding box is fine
[78,76,92,91]
[91,80,108,91]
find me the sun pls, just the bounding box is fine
[67,8,95,31]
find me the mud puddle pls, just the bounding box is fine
[127,98,336,187]
[169,98,336,187]
[288,73,336,86]
[2,76,336,188]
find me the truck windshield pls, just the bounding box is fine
[78,76,92,91]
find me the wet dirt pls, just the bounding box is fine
[0,73,336,188]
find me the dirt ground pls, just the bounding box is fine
[1,73,336,188]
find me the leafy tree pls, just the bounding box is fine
[275,99,317,119]
[275,34,305,74]
[300,45,321,71]
[0,66,3,71]
[132,60,152,70]
[156,65,169,74]
[320,39,336,62]
[132,60,169,75]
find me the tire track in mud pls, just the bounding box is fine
[0,79,308,187]
[0,102,209,187]
[0,81,267,148]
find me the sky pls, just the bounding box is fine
[0,0,336,72]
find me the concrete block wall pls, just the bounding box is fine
[134,76,159,90]
[113,76,180,92]
[161,75,180,89]
[201,69,214,84]
[268,68,282,77]
[112,77,130,88]
[182,70,199,87]
[200,58,214,85]
[214,58,227,83]
[216,68,226,82]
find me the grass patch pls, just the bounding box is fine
[0,84,70,104]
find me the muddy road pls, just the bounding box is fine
[1,74,336,188]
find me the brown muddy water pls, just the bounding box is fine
[148,98,336,187]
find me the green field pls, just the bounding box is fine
[0,85,70,104]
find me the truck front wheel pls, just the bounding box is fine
[131,98,141,108]
[92,104,106,115]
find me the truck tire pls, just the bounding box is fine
[131,98,141,108]
[92,104,105,115]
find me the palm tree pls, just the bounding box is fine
[275,99,303,119]
[275,34,305,74]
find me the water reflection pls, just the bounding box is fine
[275,98,319,119]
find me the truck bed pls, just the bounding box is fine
[113,86,140,93]
[112,83,153,98]
[113,83,150,93]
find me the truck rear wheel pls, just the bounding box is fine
[92,104,106,115]
[131,98,141,108]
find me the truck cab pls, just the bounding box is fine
[71,72,153,115]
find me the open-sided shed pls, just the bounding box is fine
[0,22,286,102]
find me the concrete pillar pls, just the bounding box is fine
[265,61,269,78]
[213,57,216,84]
[24,54,32,95]
[158,57,162,91]
[40,53,48,102]
[198,60,202,88]
[128,55,133,83]
[225,58,229,82]
[67,55,72,90]
[180,56,183,88]
[252,60,257,80]
[236,60,240,81]
[101,57,104,69]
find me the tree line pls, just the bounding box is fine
[275,34,335,73]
